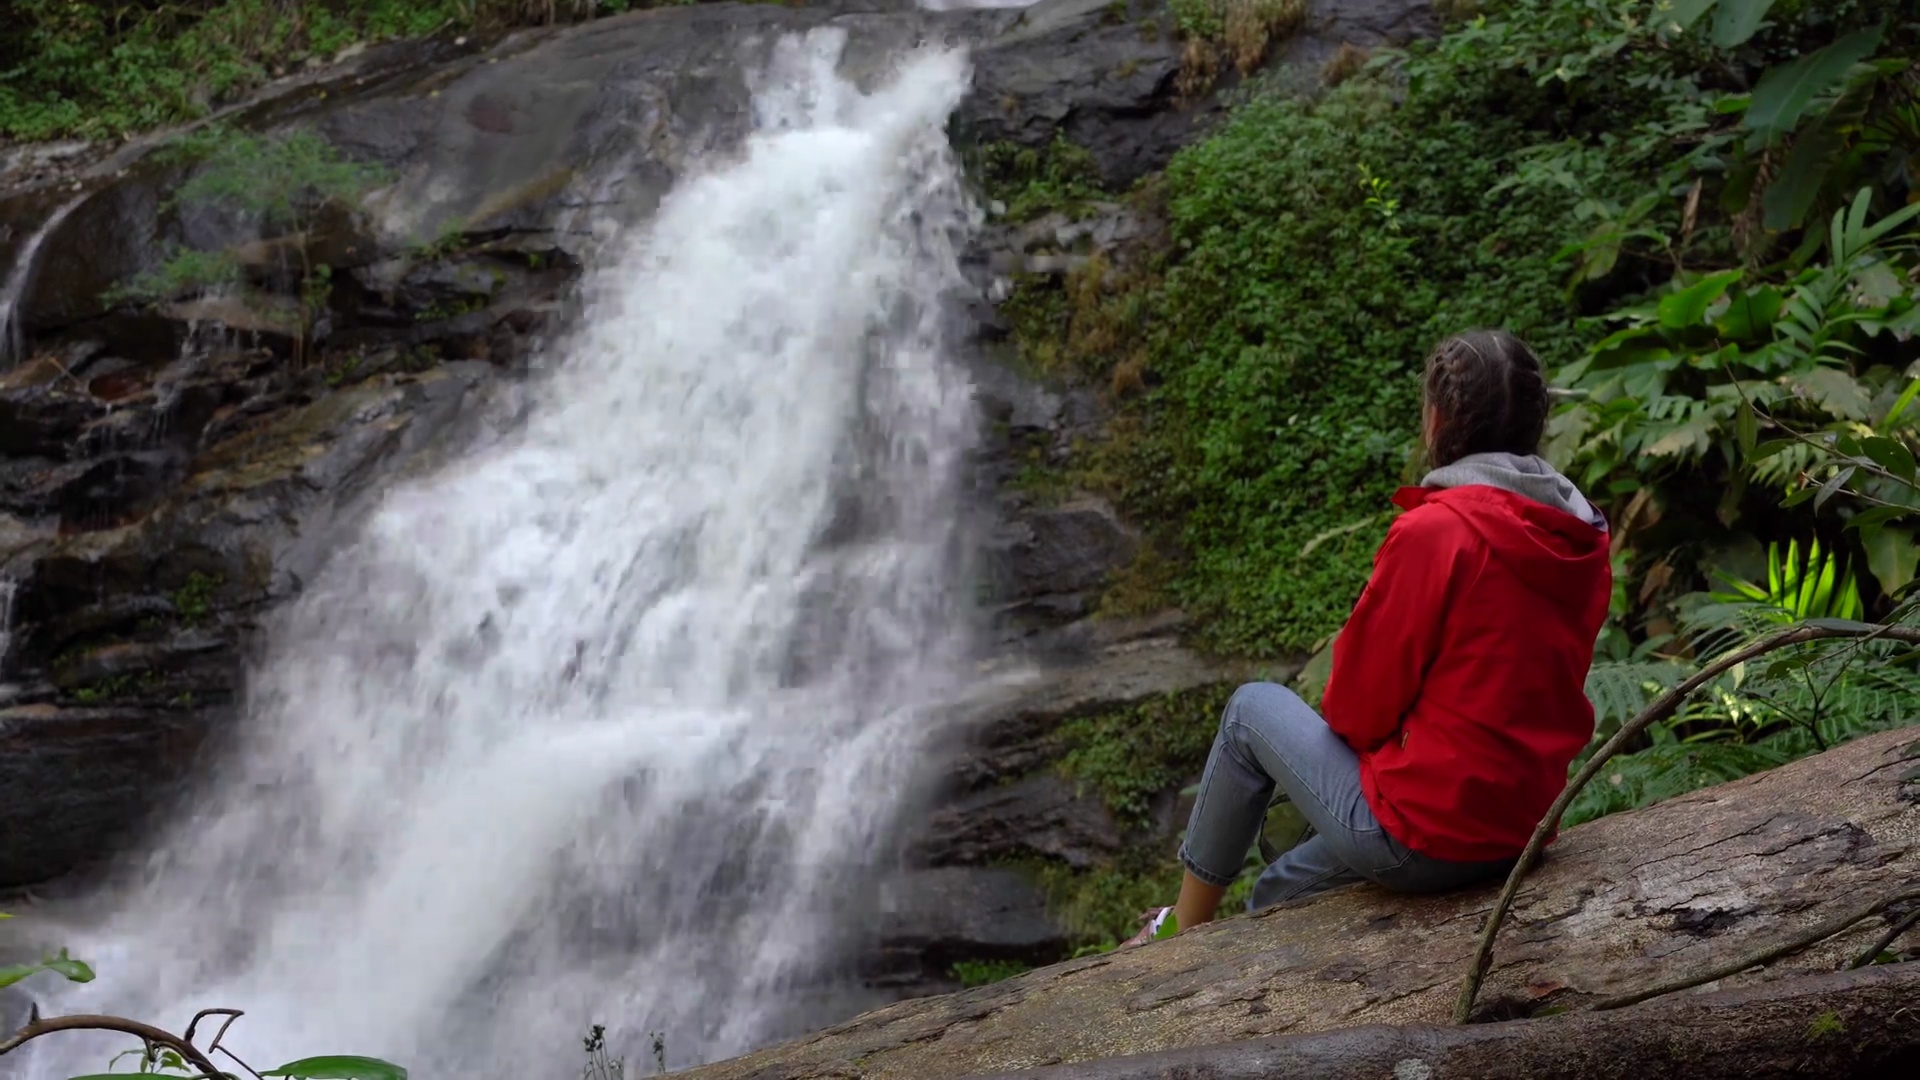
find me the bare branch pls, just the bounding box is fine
[1849,904,1920,970]
[1,1013,228,1078]
[1591,886,1920,1010]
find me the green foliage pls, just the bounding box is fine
[1805,1009,1847,1040]
[1167,0,1308,88]
[1056,684,1234,827]
[109,127,386,364]
[1077,53,1599,653]
[1047,0,1919,656]
[1026,856,1187,949]
[951,959,1031,987]
[263,1057,407,1080]
[1169,0,1306,41]
[0,926,404,1080]
[102,248,242,307]
[162,126,389,232]
[0,2,651,141]
[1569,583,1920,827]
[172,572,221,626]
[974,135,1107,223]
[1551,190,1920,598]
[1702,537,1864,628]
[0,945,95,990]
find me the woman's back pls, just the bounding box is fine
[1340,465,1612,862]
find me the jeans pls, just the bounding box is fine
[1178,682,1515,912]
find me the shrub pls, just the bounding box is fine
[0,1,649,141]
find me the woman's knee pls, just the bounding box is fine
[1222,681,1312,738]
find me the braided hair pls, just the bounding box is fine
[1421,329,1550,469]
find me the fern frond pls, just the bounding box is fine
[1584,659,1692,735]
[1565,740,1793,828]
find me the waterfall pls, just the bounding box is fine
[0,190,89,369]
[0,575,17,678]
[18,30,982,1078]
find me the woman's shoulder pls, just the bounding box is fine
[1379,496,1482,563]
[1387,494,1472,540]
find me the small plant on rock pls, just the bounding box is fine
[1170,0,1308,95]
[107,126,390,366]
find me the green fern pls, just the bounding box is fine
[1584,659,1691,738]
[1566,739,1793,828]
[1576,602,1920,826]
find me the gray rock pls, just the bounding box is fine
[0,363,495,887]
[0,703,202,888]
[873,866,1067,962]
[983,496,1139,634]
[916,772,1122,869]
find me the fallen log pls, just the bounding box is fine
[967,962,1920,1079]
[676,728,1920,1079]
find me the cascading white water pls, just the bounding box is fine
[0,191,90,369]
[19,30,982,1078]
[0,575,17,676]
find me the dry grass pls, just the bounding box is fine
[1321,41,1370,86]
[1177,35,1222,101]
[1224,0,1308,75]
[1176,0,1309,97]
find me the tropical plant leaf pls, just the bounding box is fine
[1745,26,1887,139]
[1848,505,1916,531]
[1662,0,1720,34]
[1762,118,1848,231]
[1711,0,1777,48]
[1862,526,1919,595]
[1660,269,1745,330]
[1815,466,1858,509]
[1885,378,1920,428]
[1783,367,1873,421]
[0,963,39,989]
[1860,435,1918,485]
[264,1057,406,1080]
[1716,285,1784,340]
[43,951,94,983]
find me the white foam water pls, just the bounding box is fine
[17,30,982,1078]
[0,190,89,369]
[0,574,17,675]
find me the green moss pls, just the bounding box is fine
[973,135,1108,224]
[951,959,1031,987]
[172,572,222,626]
[1025,854,1187,951]
[1056,683,1237,828]
[72,670,162,703]
[1805,1010,1846,1041]
[1020,817,1299,953]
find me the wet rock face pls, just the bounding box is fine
[0,0,1200,892]
[0,353,504,887]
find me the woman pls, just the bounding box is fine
[1131,329,1612,944]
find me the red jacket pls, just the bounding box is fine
[1321,484,1612,862]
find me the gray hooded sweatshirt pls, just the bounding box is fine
[1420,452,1608,532]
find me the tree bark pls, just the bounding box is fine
[969,963,1920,1080]
[674,728,1920,1080]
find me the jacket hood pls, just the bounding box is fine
[1420,453,1607,529]
[1395,453,1611,606]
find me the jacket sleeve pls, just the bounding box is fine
[1320,507,1466,754]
